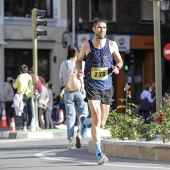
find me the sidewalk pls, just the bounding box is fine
[0,115,66,139]
[0,116,111,139]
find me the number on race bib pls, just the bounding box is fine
[91,67,108,80]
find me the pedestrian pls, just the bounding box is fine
[138,84,156,124]
[52,92,58,124]
[2,77,15,126]
[76,18,123,165]
[29,66,42,94]
[29,67,43,130]
[38,76,49,129]
[59,43,89,149]
[45,81,54,129]
[151,82,156,113]
[13,64,33,131]
[55,86,66,125]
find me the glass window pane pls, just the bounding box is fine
[141,0,164,23]
[4,0,52,18]
[25,0,39,17]
[12,0,24,17]
[141,0,153,22]
[40,0,52,16]
[91,0,114,21]
[4,0,10,16]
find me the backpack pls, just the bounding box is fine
[65,61,82,92]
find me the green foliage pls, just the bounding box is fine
[106,106,142,140]
[137,122,161,141]
[153,94,170,143]
[106,84,170,143]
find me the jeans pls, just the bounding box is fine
[64,90,89,140]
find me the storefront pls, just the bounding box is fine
[127,36,154,105]
[110,35,154,108]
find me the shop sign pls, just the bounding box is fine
[114,35,130,52]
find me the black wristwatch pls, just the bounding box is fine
[116,65,120,70]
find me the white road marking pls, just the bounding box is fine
[35,150,170,169]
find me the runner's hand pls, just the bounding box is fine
[77,70,83,80]
[112,65,119,74]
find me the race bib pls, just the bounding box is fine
[91,67,108,80]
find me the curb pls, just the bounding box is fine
[0,129,67,139]
[0,127,111,140]
[88,139,170,162]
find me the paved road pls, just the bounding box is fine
[1,138,170,170]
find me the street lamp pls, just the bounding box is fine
[160,0,170,23]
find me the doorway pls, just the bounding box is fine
[124,50,145,105]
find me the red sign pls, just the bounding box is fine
[163,43,170,60]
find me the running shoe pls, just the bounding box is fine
[96,153,108,165]
[68,141,74,149]
[75,135,81,148]
[79,115,87,138]
[19,126,27,132]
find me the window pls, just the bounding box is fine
[5,49,50,81]
[89,0,116,22]
[4,0,53,18]
[141,0,163,23]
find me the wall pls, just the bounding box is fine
[67,0,154,36]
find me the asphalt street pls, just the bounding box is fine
[1,137,170,170]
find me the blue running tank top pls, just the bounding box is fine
[84,39,114,90]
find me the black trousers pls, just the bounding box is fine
[22,97,32,127]
[38,107,45,129]
[139,110,152,124]
[45,107,54,129]
[5,101,15,126]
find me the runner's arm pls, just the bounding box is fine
[110,41,123,74]
[76,42,87,71]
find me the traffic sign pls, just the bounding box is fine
[163,43,170,60]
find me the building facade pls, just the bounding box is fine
[67,0,170,107]
[0,0,169,108]
[0,0,70,96]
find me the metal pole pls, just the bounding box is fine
[33,38,39,130]
[152,0,162,111]
[32,8,39,130]
[72,0,75,43]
